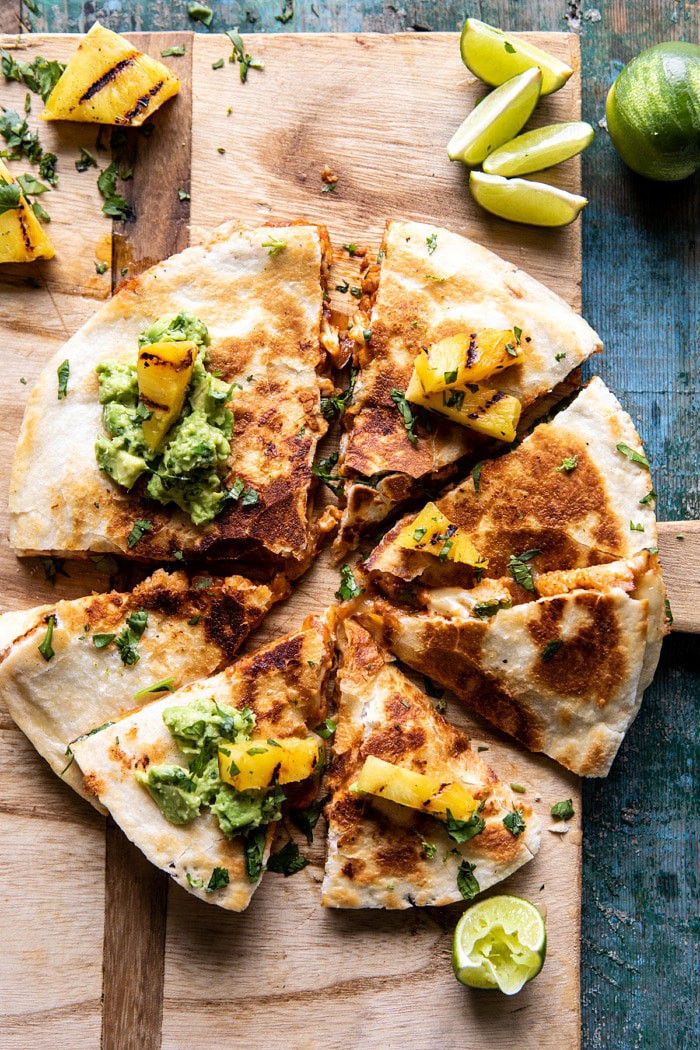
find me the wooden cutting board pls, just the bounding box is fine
[0,29,694,1050]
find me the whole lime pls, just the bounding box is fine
[606,42,700,181]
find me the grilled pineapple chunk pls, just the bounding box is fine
[41,22,180,126]
[218,736,322,791]
[351,755,478,822]
[396,501,486,567]
[0,161,55,263]
[406,371,521,443]
[414,329,524,393]
[137,340,196,450]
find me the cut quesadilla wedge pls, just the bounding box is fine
[365,377,659,593]
[357,550,666,778]
[10,221,336,577]
[322,619,540,908]
[335,220,602,553]
[71,616,333,911]
[0,569,287,805]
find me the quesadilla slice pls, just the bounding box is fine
[0,569,287,804]
[72,616,333,911]
[322,619,540,908]
[358,555,666,777]
[335,220,602,553]
[365,377,659,592]
[10,221,336,577]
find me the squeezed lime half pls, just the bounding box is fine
[447,68,542,167]
[452,894,546,995]
[483,121,594,176]
[460,17,573,96]
[470,171,587,226]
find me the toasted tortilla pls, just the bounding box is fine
[0,569,286,804]
[322,619,540,908]
[72,616,333,911]
[335,220,602,552]
[357,555,666,778]
[10,222,334,577]
[365,377,659,591]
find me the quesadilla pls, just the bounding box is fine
[365,376,660,591]
[322,619,540,908]
[72,616,333,911]
[10,221,336,578]
[334,219,602,553]
[0,568,287,804]
[355,377,667,776]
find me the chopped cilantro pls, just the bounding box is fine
[473,598,513,619]
[95,261,108,275]
[186,873,204,889]
[664,598,673,627]
[262,234,287,256]
[416,831,437,860]
[187,615,202,626]
[457,859,480,900]
[335,565,362,602]
[444,805,485,844]
[557,455,578,472]
[629,521,644,531]
[555,352,567,362]
[312,451,344,497]
[161,45,186,57]
[187,2,214,26]
[212,58,224,69]
[390,388,420,445]
[510,784,526,794]
[639,489,657,505]
[92,633,116,649]
[349,285,362,298]
[133,678,175,699]
[0,51,65,102]
[41,556,67,584]
[38,615,56,661]
[504,41,516,53]
[244,826,267,881]
[320,367,357,420]
[503,807,526,837]
[551,798,575,821]
[225,28,264,83]
[0,179,21,215]
[426,232,438,254]
[290,792,330,843]
[177,188,190,201]
[472,461,483,493]
[206,866,230,892]
[127,519,153,548]
[616,442,650,469]
[342,242,357,255]
[508,548,541,591]
[541,639,563,662]
[56,359,69,400]
[267,839,309,876]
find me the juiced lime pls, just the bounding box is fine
[447,68,542,167]
[460,17,573,96]
[606,42,700,181]
[483,121,594,176]
[452,894,546,995]
[470,171,587,226]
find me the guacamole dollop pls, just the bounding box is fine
[94,312,237,525]
[136,698,285,846]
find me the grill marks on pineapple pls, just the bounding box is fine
[121,81,165,125]
[77,54,139,104]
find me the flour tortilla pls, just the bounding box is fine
[72,616,333,911]
[335,220,602,552]
[0,569,286,804]
[365,377,659,590]
[322,619,540,908]
[10,221,334,577]
[357,558,666,778]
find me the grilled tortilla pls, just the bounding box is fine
[365,377,660,592]
[356,377,667,776]
[10,222,334,577]
[0,569,286,805]
[335,220,602,553]
[322,619,540,908]
[72,616,332,911]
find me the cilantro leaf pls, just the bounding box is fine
[473,598,513,619]
[312,451,344,497]
[133,678,175,699]
[557,455,578,472]
[508,549,541,592]
[457,860,480,900]
[335,564,362,602]
[0,179,21,215]
[551,798,575,821]
[289,793,331,843]
[206,866,230,892]
[244,826,267,881]
[266,839,309,877]
[503,807,526,837]
[188,2,213,26]
[541,639,563,663]
[616,442,650,469]
[127,519,153,548]
[38,615,56,661]
[443,805,485,844]
[56,359,69,400]
[426,232,438,254]
[390,388,421,446]
[321,367,357,420]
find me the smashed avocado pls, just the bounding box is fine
[94,311,237,525]
[136,698,285,843]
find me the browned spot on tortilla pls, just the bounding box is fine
[363,720,427,765]
[375,837,422,876]
[83,772,105,797]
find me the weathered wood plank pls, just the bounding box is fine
[657,521,700,634]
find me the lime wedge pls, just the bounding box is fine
[447,68,542,167]
[452,894,546,995]
[461,17,574,96]
[470,171,588,227]
[483,121,595,176]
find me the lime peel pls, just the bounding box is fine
[483,121,595,176]
[460,17,573,96]
[470,171,588,227]
[447,67,542,167]
[452,894,546,995]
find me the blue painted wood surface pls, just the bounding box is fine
[16,1,700,1047]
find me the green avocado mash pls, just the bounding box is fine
[94,311,238,525]
[136,698,286,858]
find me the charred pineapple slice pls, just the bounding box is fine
[406,371,521,443]
[396,501,486,567]
[0,161,55,263]
[41,22,180,126]
[218,736,322,791]
[351,755,478,822]
[413,329,524,395]
[137,340,196,450]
